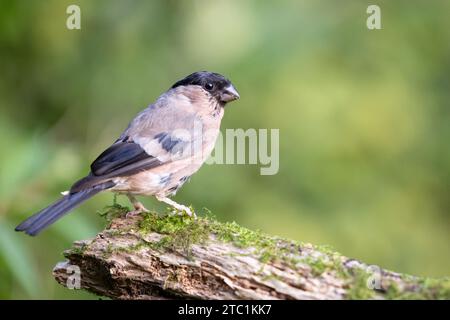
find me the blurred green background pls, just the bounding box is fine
[0,0,449,299]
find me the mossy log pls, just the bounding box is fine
[53,209,450,300]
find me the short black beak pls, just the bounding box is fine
[220,84,240,103]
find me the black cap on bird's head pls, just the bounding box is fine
[172,71,240,105]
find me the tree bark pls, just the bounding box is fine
[53,211,449,300]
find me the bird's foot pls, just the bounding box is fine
[156,196,196,218]
[169,204,196,218]
[125,205,149,218]
[126,194,149,218]
[133,201,149,212]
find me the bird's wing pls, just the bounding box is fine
[70,105,201,193]
[90,140,163,176]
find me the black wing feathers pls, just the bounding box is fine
[91,142,150,176]
[70,141,163,193]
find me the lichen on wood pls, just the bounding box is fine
[53,209,450,300]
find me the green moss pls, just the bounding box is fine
[98,204,130,221]
[385,277,450,300]
[332,257,349,279]
[214,225,298,266]
[210,221,266,248]
[97,194,130,224]
[139,212,210,257]
[66,242,88,257]
[135,211,340,270]
[384,282,421,300]
[420,277,450,299]
[101,240,153,259]
[345,269,376,300]
[343,268,450,300]
[209,220,304,267]
[137,211,315,270]
[302,256,333,276]
[104,229,126,237]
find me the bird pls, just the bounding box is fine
[15,71,240,236]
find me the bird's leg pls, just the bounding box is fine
[155,195,196,218]
[126,194,149,217]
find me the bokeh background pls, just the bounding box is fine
[0,0,449,299]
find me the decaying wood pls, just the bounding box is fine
[53,212,449,300]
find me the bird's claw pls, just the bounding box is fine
[125,194,149,218]
[155,196,196,219]
[169,206,196,219]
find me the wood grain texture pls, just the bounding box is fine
[53,212,450,300]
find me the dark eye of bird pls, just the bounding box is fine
[204,82,214,91]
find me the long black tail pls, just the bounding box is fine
[15,181,115,236]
